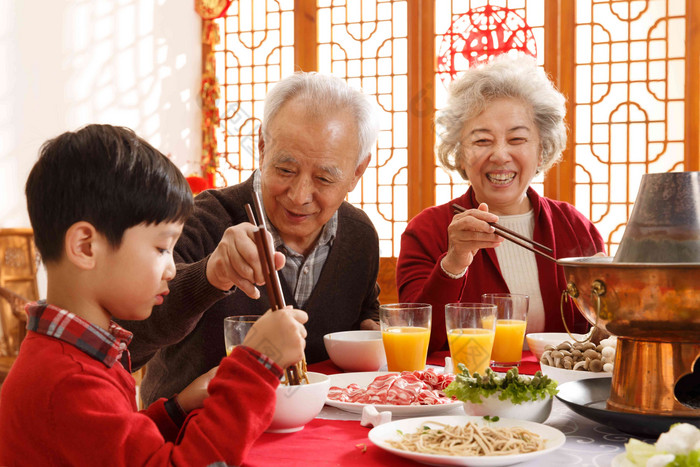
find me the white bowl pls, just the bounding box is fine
[462,393,553,423]
[267,372,331,433]
[323,330,387,372]
[526,332,588,362]
[539,363,612,385]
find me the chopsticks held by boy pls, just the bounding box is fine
[0,124,307,466]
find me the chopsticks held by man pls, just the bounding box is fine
[119,72,382,406]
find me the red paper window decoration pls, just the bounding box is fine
[437,5,537,85]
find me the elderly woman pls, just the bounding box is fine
[397,55,605,352]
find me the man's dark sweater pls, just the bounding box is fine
[122,176,380,405]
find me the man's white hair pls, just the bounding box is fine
[261,72,380,167]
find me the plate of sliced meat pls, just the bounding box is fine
[325,369,463,416]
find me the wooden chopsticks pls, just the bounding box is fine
[245,198,285,310]
[451,203,559,263]
[246,192,308,385]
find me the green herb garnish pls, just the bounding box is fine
[483,415,500,422]
[444,365,558,405]
[668,450,700,467]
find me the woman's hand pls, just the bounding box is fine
[442,203,503,275]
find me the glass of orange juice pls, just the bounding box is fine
[379,303,431,372]
[445,303,497,375]
[224,315,260,356]
[482,293,529,368]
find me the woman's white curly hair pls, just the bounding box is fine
[436,54,567,180]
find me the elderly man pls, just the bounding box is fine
[123,72,381,405]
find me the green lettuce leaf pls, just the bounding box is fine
[444,366,558,404]
[668,450,700,467]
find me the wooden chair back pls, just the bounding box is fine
[378,257,398,305]
[0,228,39,381]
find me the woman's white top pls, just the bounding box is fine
[494,210,545,334]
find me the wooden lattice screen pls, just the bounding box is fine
[209,0,699,302]
[571,0,690,250]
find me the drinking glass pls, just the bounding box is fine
[224,315,260,356]
[482,293,529,368]
[445,303,497,375]
[379,303,431,372]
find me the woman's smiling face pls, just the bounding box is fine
[459,97,542,216]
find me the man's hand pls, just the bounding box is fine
[360,318,380,330]
[206,223,286,298]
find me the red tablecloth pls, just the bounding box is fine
[245,352,541,466]
[307,350,540,376]
[244,418,415,466]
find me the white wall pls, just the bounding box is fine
[0,0,201,225]
[0,0,202,294]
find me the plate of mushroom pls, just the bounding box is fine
[538,337,616,384]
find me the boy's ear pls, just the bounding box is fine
[64,221,100,270]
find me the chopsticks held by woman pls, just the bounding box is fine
[396,54,606,353]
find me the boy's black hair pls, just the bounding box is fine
[25,124,194,263]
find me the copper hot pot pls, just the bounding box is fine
[558,172,700,416]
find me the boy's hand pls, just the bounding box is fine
[175,366,218,414]
[242,307,308,369]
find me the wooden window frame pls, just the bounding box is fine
[205,0,700,305]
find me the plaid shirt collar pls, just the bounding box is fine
[26,301,133,369]
[252,170,337,250]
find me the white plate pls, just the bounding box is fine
[540,363,612,385]
[325,371,462,416]
[368,415,566,466]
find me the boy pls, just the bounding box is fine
[0,124,308,465]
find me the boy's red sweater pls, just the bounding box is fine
[0,332,278,466]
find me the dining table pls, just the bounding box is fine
[243,351,648,467]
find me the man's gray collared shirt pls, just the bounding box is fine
[253,170,337,309]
